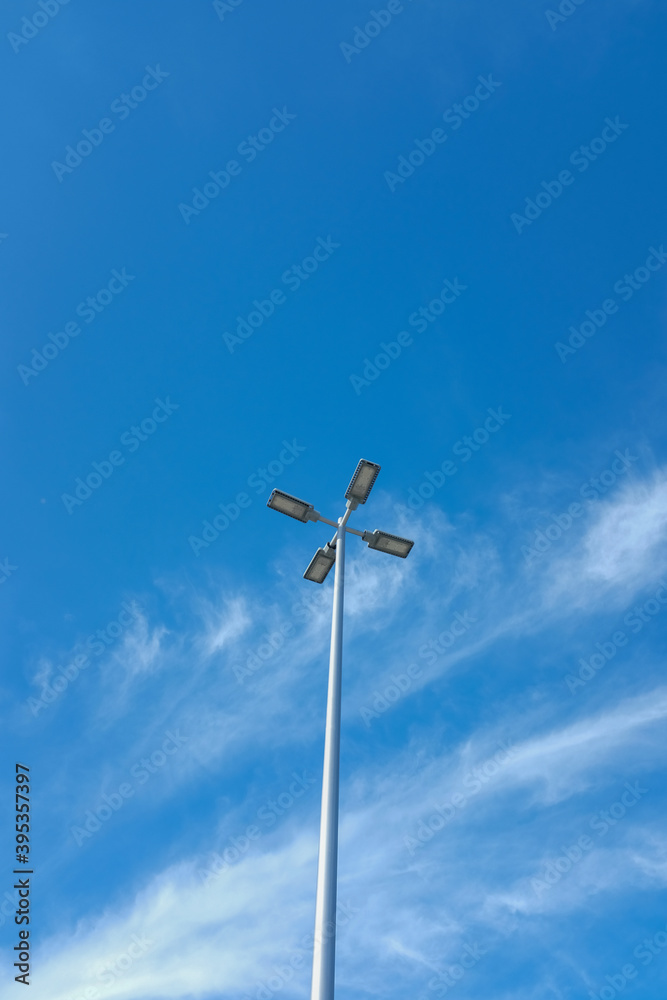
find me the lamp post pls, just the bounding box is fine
[267,460,414,1000]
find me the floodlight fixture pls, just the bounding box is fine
[267,489,318,523]
[303,542,336,584]
[363,529,414,558]
[344,459,380,505]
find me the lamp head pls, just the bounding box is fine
[345,460,381,505]
[362,529,414,558]
[267,489,318,523]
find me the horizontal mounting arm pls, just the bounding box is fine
[315,513,365,538]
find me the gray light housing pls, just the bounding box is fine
[362,529,414,558]
[267,489,318,523]
[345,460,381,504]
[303,542,336,583]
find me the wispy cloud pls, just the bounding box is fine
[545,470,667,610]
[12,675,667,999]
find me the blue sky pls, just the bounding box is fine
[2,0,667,997]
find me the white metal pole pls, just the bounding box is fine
[310,509,350,1000]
